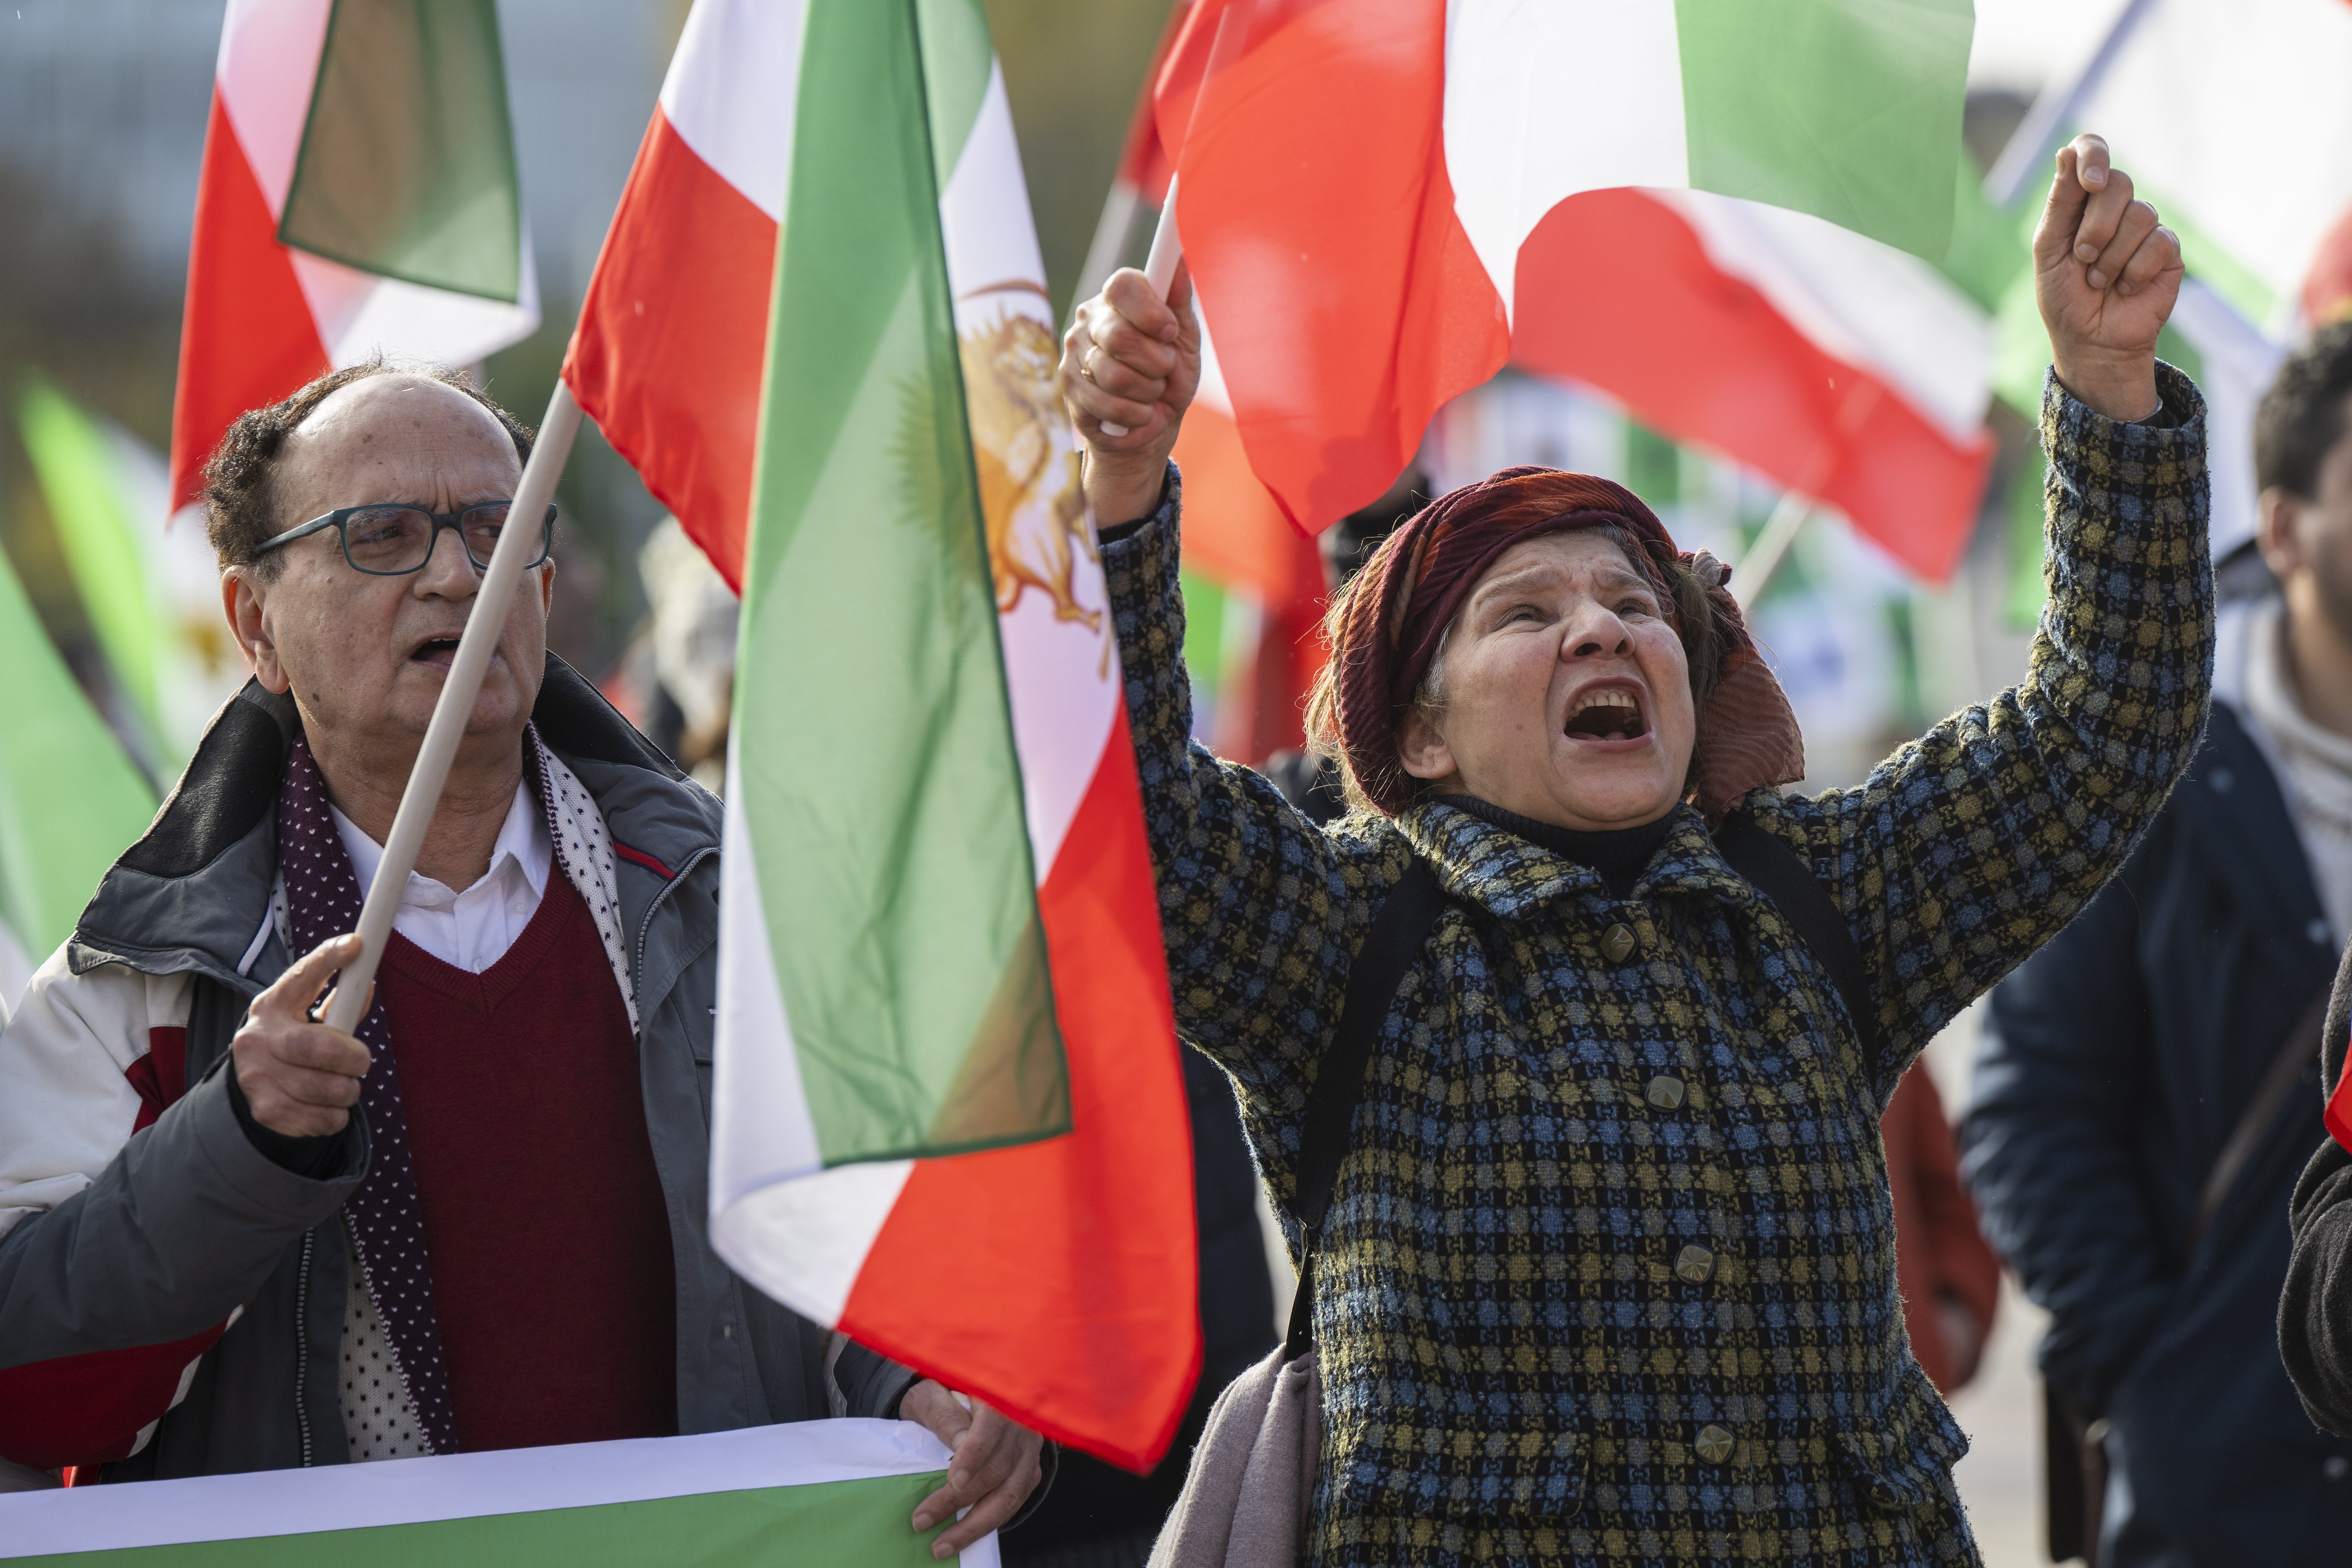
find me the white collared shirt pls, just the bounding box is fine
[331,784,551,974]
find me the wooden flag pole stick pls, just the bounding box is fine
[321,380,583,1033]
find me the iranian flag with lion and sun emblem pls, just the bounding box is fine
[566,0,1200,1472]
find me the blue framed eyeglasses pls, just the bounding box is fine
[256,500,558,576]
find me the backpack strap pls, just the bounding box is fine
[1712,808,1888,1074]
[1283,858,1449,1359]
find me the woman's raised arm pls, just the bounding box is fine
[1767,135,2209,1094]
[1068,268,1409,1128]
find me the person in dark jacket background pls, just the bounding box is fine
[2272,326,2352,1442]
[1964,322,2352,1567]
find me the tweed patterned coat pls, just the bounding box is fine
[1102,368,2212,1568]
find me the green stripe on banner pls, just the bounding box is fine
[1674,0,1973,261]
[12,1472,947,1568]
[736,0,1069,1166]
[278,0,523,301]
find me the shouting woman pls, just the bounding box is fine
[1061,136,2207,1566]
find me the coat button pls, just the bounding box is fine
[2327,1455,2350,1483]
[1646,1074,1685,1110]
[1600,922,1636,962]
[1675,1244,1715,1284]
[1695,1424,1734,1464]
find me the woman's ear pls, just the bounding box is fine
[1397,705,1456,783]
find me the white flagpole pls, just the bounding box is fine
[1098,190,1184,440]
[321,380,583,1032]
[1730,489,1811,607]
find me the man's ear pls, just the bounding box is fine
[1397,705,1455,783]
[2258,487,2307,585]
[224,568,291,695]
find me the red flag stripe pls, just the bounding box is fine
[564,107,775,594]
[1510,190,1993,582]
[0,1324,230,1471]
[1161,0,1508,537]
[837,708,1198,1473]
[2327,1029,2352,1156]
[167,93,331,512]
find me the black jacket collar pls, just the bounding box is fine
[69,654,705,991]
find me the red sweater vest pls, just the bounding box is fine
[379,870,678,1451]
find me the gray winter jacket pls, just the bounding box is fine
[0,658,914,1478]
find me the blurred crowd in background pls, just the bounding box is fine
[8,5,2352,1565]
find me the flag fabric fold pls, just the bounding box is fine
[169,0,538,512]
[575,0,1198,1472]
[1149,0,1983,571]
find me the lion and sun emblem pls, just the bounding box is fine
[957,287,1103,648]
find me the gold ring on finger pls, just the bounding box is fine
[1081,346,1100,384]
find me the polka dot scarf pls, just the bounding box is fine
[276,732,460,1453]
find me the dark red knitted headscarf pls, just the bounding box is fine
[1328,465,1804,818]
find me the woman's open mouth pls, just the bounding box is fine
[1564,687,1650,744]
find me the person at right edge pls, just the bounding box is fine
[1965,322,2352,1566]
[2271,331,2352,1479]
[1065,133,2202,1565]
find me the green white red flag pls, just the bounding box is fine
[168,0,539,512]
[1154,0,1993,579]
[566,0,1198,1472]
[0,1421,993,1566]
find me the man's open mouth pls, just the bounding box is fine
[410,636,461,666]
[1564,687,1649,741]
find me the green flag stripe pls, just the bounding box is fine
[737,0,1067,1166]
[1674,0,1973,261]
[17,375,162,742]
[0,539,155,958]
[278,0,523,302]
[9,1470,947,1568]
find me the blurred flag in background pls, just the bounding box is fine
[169,0,539,513]
[0,525,157,1005]
[18,375,247,775]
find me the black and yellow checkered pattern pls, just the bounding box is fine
[1103,365,2211,1567]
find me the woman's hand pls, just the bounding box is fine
[2034,132,2184,422]
[1061,265,1202,527]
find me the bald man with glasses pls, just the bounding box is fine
[0,364,1044,1555]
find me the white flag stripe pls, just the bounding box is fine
[940,64,1122,879]
[1660,191,1995,445]
[712,1161,916,1332]
[659,0,806,224]
[0,1422,985,1561]
[213,0,332,218]
[1443,0,1688,325]
[709,757,824,1206]
[295,231,541,369]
